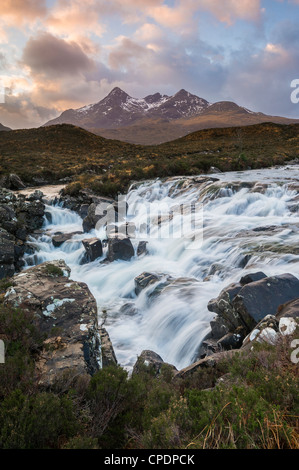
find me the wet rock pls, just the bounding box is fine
[27,190,44,201]
[107,235,134,262]
[99,328,117,367]
[52,231,82,247]
[132,350,177,377]
[137,241,148,257]
[82,198,116,232]
[240,271,267,285]
[134,272,162,296]
[81,238,103,263]
[4,260,101,387]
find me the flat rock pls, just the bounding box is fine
[4,260,101,387]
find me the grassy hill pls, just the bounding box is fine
[0,122,298,197]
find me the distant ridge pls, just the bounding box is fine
[43,88,299,145]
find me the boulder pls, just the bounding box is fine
[208,273,299,336]
[107,235,134,262]
[81,238,103,263]
[134,272,161,296]
[52,231,82,247]
[132,350,177,378]
[4,260,101,387]
[232,274,299,333]
[240,271,267,286]
[137,241,148,257]
[82,197,116,233]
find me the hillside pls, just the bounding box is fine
[92,105,299,145]
[0,122,298,196]
[0,123,11,132]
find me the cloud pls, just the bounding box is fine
[1,0,47,24]
[22,32,96,78]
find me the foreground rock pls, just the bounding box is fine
[0,188,45,278]
[175,350,238,380]
[4,260,101,387]
[208,273,299,337]
[81,238,103,263]
[133,350,177,378]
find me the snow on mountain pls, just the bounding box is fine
[43,87,212,129]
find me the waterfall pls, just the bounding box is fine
[24,165,299,371]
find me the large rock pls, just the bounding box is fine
[52,231,82,247]
[134,272,162,296]
[99,328,117,367]
[107,235,134,262]
[208,273,299,336]
[81,238,103,263]
[82,197,116,233]
[4,260,101,387]
[132,350,177,378]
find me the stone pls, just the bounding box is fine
[137,241,148,257]
[52,231,82,247]
[99,328,117,367]
[232,274,299,333]
[208,273,299,336]
[81,238,103,263]
[132,350,177,378]
[107,236,134,262]
[134,272,161,296]
[4,260,101,387]
[240,271,267,286]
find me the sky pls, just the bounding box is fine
[0,0,298,129]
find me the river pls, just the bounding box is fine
[23,165,299,371]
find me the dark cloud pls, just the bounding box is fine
[22,32,95,78]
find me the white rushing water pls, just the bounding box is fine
[24,165,299,371]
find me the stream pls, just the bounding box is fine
[23,165,299,371]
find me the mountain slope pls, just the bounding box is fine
[43,87,210,129]
[0,123,11,132]
[44,88,299,145]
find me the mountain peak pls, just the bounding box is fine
[107,87,129,99]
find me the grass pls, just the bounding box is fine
[0,122,298,198]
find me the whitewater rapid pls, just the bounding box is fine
[24,165,299,371]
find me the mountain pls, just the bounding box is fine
[43,88,299,145]
[44,87,210,129]
[0,123,11,132]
